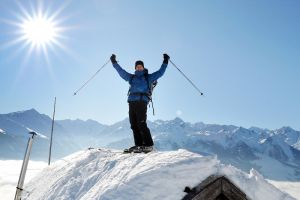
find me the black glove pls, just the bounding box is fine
[110,54,117,64]
[163,53,170,64]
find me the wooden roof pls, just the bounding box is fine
[182,174,250,200]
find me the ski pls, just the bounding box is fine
[87,147,154,154]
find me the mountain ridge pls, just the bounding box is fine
[0,108,300,181]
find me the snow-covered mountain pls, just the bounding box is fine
[1,109,300,181]
[107,118,300,181]
[0,109,52,138]
[23,149,295,200]
[0,109,106,159]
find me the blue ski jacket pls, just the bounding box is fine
[113,62,168,102]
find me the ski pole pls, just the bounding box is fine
[73,59,110,96]
[169,59,204,96]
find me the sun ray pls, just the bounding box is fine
[15,0,33,22]
[48,0,72,22]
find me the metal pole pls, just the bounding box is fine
[73,59,110,96]
[48,97,56,166]
[14,132,37,200]
[169,59,204,96]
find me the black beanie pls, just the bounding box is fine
[135,60,144,68]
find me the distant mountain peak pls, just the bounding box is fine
[8,108,40,116]
[171,117,185,124]
[277,126,296,133]
[22,108,39,114]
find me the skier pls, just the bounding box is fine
[110,53,170,153]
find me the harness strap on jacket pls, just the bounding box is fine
[128,73,155,115]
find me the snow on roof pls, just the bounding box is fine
[23,149,294,200]
[0,128,5,134]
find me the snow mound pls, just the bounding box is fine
[24,149,294,200]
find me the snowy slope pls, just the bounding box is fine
[23,149,294,200]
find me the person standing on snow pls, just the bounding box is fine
[110,54,170,153]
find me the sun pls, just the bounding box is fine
[17,7,64,53]
[21,16,58,47]
[2,1,70,59]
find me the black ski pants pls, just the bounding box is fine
[129,101,154,147]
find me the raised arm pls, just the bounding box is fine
[111,54,132,82]
[149,54,170,82]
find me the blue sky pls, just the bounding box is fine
[0,0,299,130]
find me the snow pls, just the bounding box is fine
[260,138,267,144]
[23,149,295,200]
[0,128,5,134]
[268,180,300,200]
[25,127,48,139]
[251,154,296,181]
[0,160,47,200]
